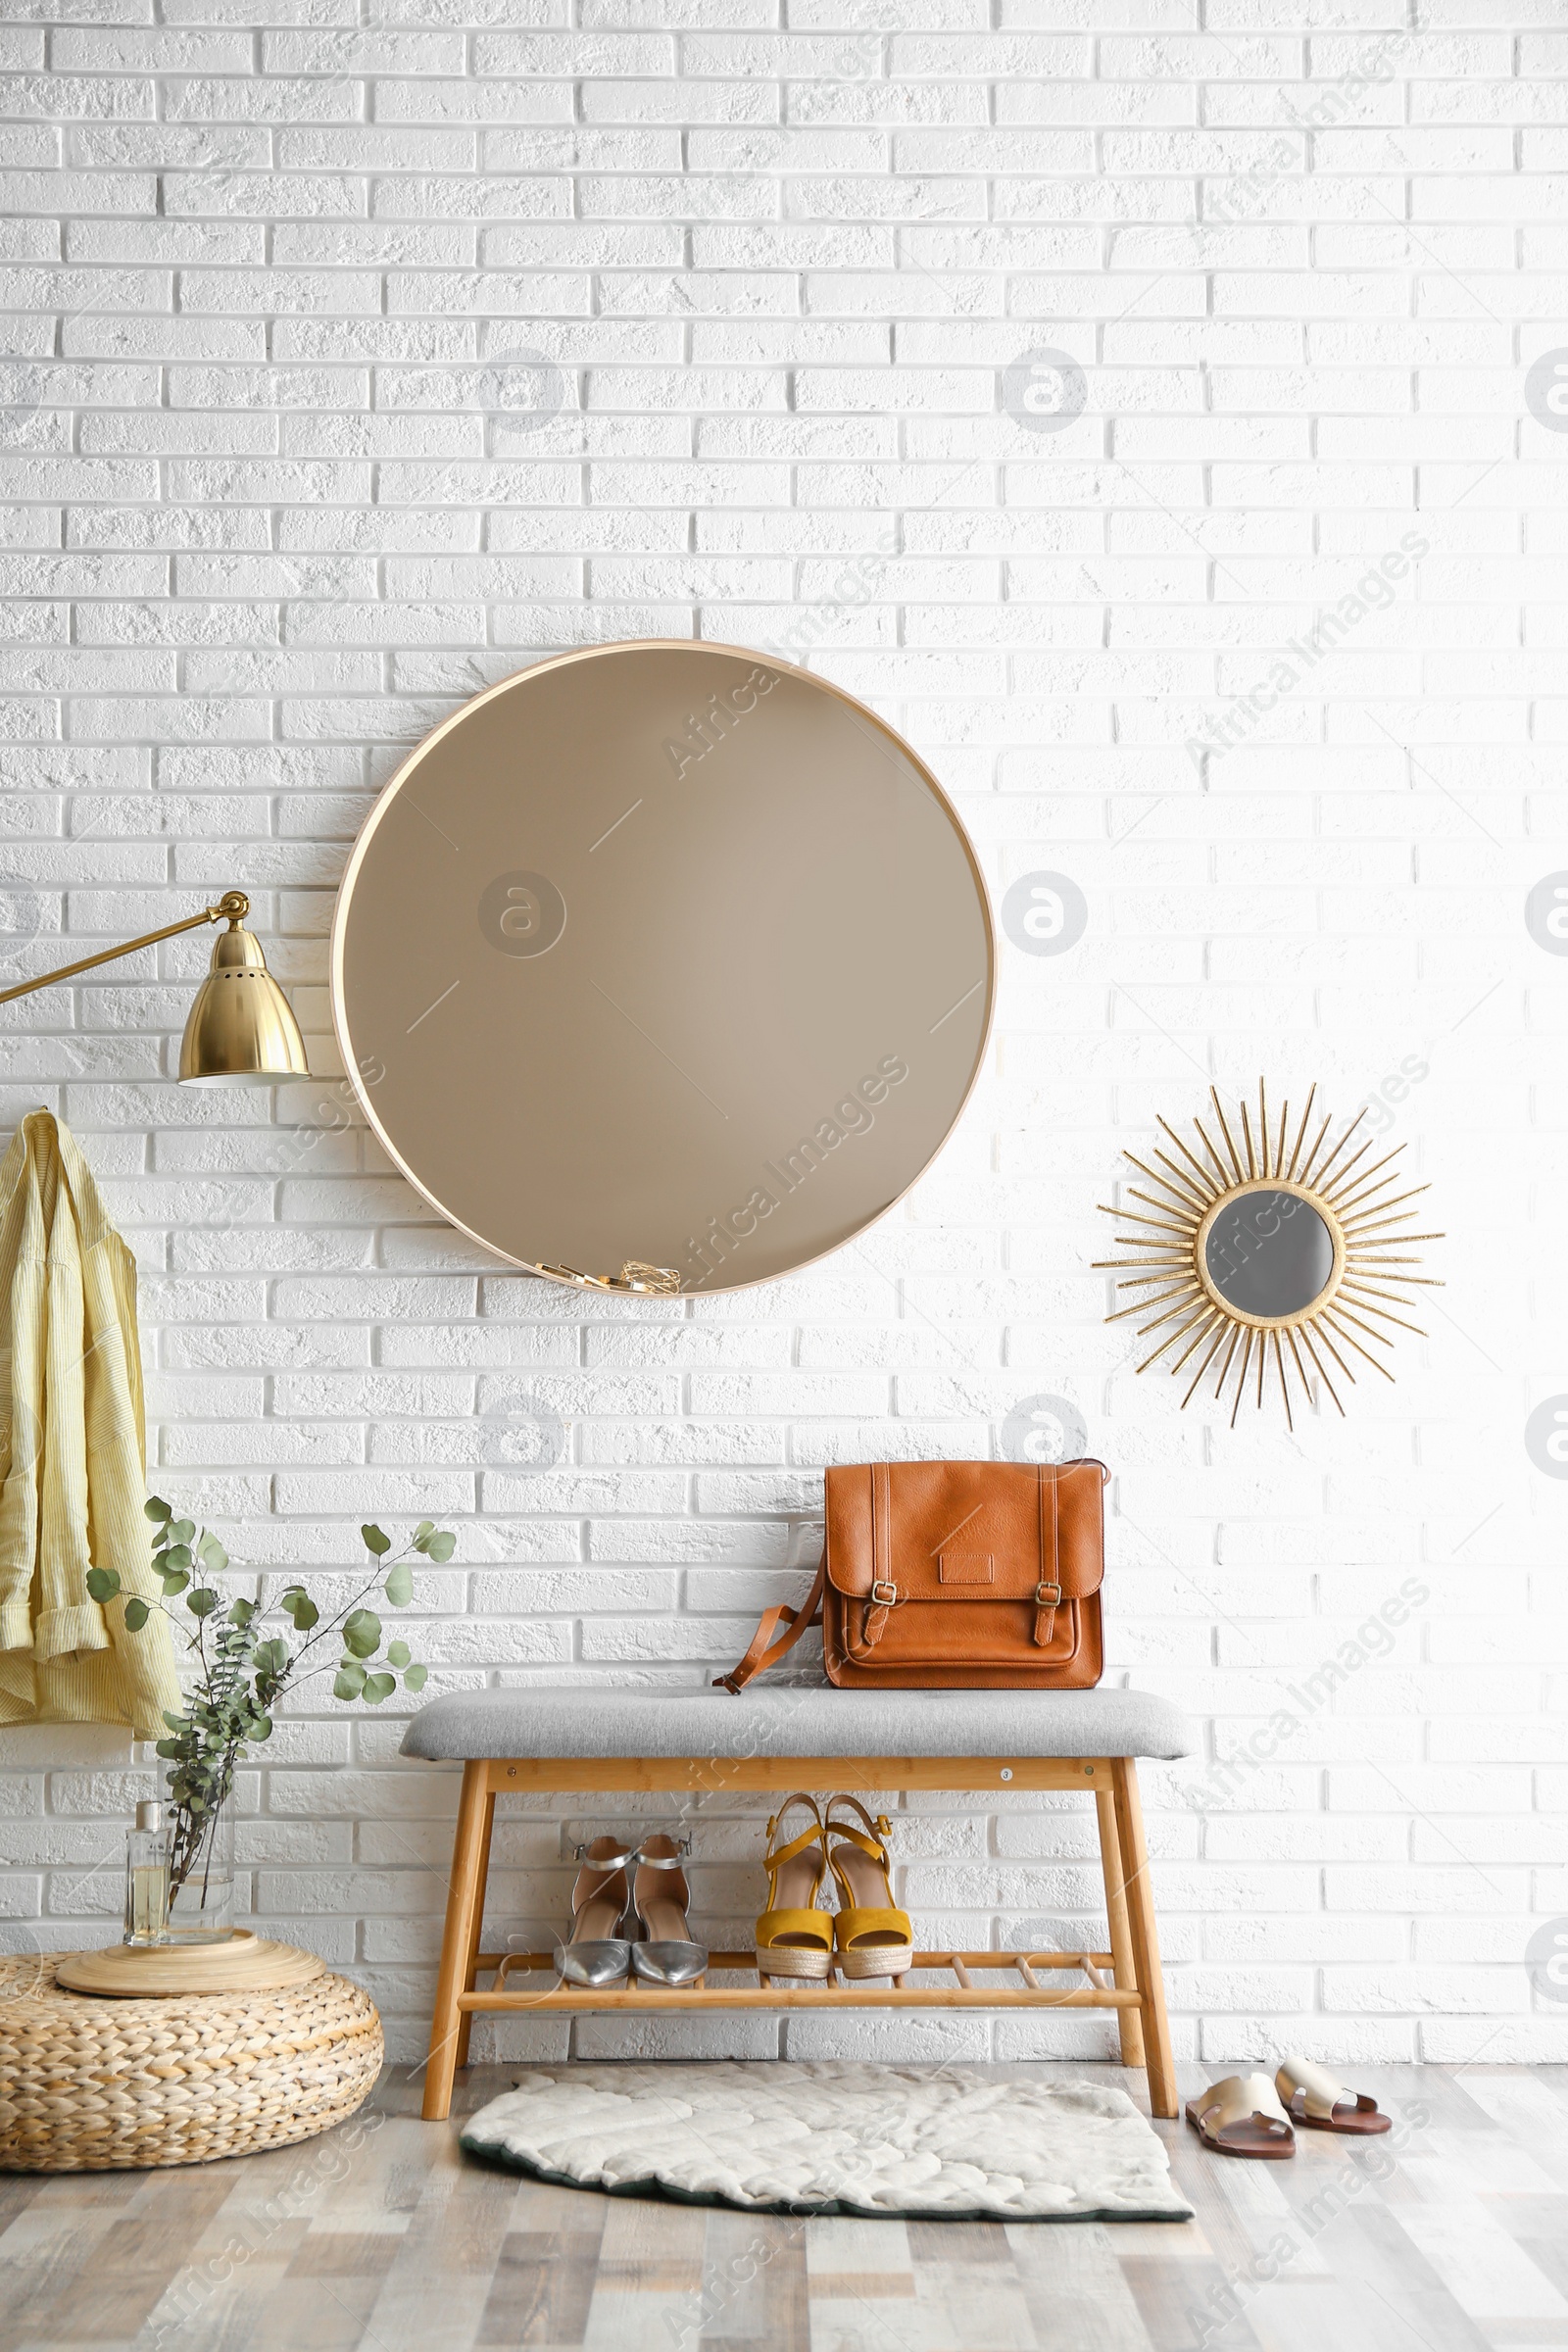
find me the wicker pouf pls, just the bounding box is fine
[0,1954,382,2173]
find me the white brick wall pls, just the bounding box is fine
[0,1,1562,2070]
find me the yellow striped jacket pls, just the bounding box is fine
[0,1110,181,1737]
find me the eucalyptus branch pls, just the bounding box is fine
[89,1501,449,1900]
[285,1550,405,1676]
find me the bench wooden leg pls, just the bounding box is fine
[453,1785,496,2073]
[422,1760,493,2123]
[1095,1780,1146,2071]
[1109,1758,1177,2119]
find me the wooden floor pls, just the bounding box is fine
[2,2062,1566,2350]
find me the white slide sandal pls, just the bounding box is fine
[1275,2056,1391,2136]
[1185,2072,1296,2160]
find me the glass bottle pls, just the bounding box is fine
[124,1799,171,1947]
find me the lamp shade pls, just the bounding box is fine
[178,916,310,1087]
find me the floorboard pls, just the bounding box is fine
[0,2064,1563,2351]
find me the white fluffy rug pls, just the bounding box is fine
[461,2062,1192,2222]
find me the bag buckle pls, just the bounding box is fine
[870,1579,898,1606]
[1036,1580,1062,1607]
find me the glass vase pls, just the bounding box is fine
[165,1794,236,1944]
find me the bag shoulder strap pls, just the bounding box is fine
[714,1551,826,1693]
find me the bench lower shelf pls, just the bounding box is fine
[462,1948,1140,2014]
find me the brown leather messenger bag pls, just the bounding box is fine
[716,1458,1107,1693]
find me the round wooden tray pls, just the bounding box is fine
[54,1931,325,1998]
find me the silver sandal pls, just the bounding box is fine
[629,1833,708,1987]
[554,1836,634,1987]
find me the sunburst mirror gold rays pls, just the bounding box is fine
[1094,1080,1443,1428]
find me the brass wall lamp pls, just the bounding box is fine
[0,890,310,1086]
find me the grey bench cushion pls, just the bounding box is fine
[399,1686,1193,1764]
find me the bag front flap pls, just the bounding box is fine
[823,1460,1105,1604]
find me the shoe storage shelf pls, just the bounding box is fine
[404,1690,1191,2126]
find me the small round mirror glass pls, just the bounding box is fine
[1202,1188,1336,1319]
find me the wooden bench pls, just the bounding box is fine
[401,1686,1191,2122]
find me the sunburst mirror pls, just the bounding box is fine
[1095,1081,1442,1426]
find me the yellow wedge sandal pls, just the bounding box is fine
[755,1792,833,1982]
[824,1795,914,1981]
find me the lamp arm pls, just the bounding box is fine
[0,891,251,1009]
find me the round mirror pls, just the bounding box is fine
[331,642,994,1294]
[1097,1080,1441,1424]
[1201,1189,1336,1319]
